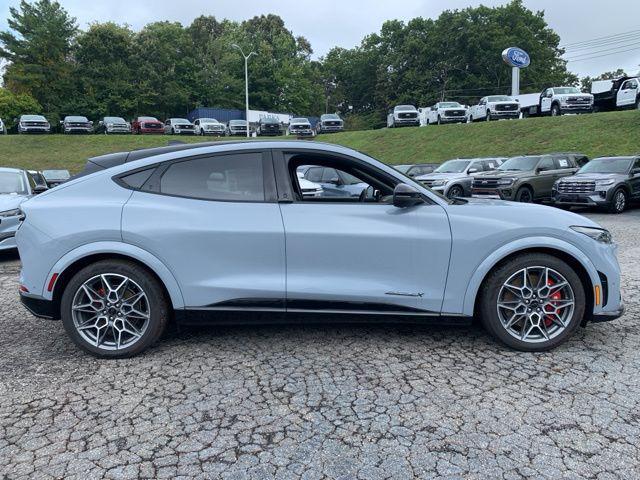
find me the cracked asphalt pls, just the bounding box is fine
[1,208,639,479]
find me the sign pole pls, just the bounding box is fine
[512,67,520,96]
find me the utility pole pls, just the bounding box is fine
[231,44,257,138]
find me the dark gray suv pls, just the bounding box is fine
[552,156,640,213]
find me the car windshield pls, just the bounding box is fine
[498,156,541,171]
[173,119,190,124]
[22,115,46,121]
[321,114,341,120]
[579,158,632,174]
[230,120,246,126]
[487,96,512,102]
[261,117,279,124]
[139,117,157,122]
[199,118,218,123]
[394,165,412,173]
[66,116,88,122]
[555,87,581,94]
[440,102,462,108]
[435,160,470,173]
[42,169,71,180]
[0,172,28,195]
[104,117,126,123]
[395,105,415,111]
[291,118,309,124]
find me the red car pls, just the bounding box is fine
[131,116,164,134]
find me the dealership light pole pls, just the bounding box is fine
[232,44,256,138]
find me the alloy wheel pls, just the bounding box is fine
[497,266,574,343]
[614,190,626,212]
[71,273,150,351]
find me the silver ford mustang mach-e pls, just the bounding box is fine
[16,141,623,357]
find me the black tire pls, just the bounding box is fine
[636,97,640,110]
[479,253,585,351]
[468,116,473,123]
[447,184,464,199]
[515,186,534,203]
[486,111,491,121]
[608,188,627,214]
[60,259,169,358]
[551,104,561,117]
[437,115,441,125]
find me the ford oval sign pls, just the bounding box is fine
[502,47,530,68]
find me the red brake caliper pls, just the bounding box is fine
[544,279,561,327]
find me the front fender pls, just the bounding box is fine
[44,241,185,308]
[461,236,600,316]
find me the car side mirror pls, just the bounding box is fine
[328,177,342,186]
[33,185,47,194]
[535,167,544,174]
[393,183,423,208]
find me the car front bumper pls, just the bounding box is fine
[471,188,516,200]
[394,118,420,126]
[290,129,314,136]
[560,104,593,113]
[106,126,131,134]
[440,115,467,123]
[173,129,196,135]
[0,215,21,251]
[202,129,226,135]
[489,111,519,119]
[21,127,50,133]
[64,127,92,133]
[139,127,164,134]
[319,125,344,132]
[552,189,612,207]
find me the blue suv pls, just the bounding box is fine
[16,141,623,357]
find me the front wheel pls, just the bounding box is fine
[447,184,464,199]
[608,188,627,214]
[551,104,561,116]
[479,253,585,351]
[515,186,533,203]
[60,260,169,358]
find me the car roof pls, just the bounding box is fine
[0,167,25,174]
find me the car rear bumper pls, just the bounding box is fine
[20,293,57,319]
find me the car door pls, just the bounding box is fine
[630,158,640,198]
[476,99,487,119]
[617,80,637,106]
[275,149,452,314]
[540,89,553,113]
[531,156,557,198]
[121,150,286,310]
[193,119,200,134]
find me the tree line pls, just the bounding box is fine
[0,0,626,129]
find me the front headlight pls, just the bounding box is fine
[0,208,21,218]
[497,178,515,186]
[595,179,615,187]
[571,226,613,244]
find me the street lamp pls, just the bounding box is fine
[231,44,257,138]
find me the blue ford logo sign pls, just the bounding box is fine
[502,47,530,68]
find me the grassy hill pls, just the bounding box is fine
[0,110,638,173]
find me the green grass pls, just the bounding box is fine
[1,110,639,172]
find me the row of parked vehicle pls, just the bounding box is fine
[395,154,639,214]
[1,113,345,137]
[386,76,640,129]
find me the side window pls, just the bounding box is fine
[159,153,264,202]
[305,167,323,183]
[119,168,156,190]
[321,168,339,183]
[633,158,640,170]
[538,157,555,171]
[553,156,571,169]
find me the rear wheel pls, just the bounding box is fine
[515,186,533,203]
[608,188,627,214]
[61,260,169,358]
[479,253,585,351]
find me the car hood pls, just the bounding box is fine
[449,197,601,230]
[201,122,223,127]
[299,178,321,189]
[440,107,467,112]
[0,193,29,211]
[559,173,622,181]
[556,93,593,99]
[416,172,467,181]
[473,170,532,179]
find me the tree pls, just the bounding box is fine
[0,0,77,121]
[0,87,41,127]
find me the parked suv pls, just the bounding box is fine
[468,96,520,122]
[16,141,623,357]
[387,105,420,127]
[17,114,51,134]
[472,154,585,202]
[194,118,226,136]
[426,102,468,125]
[165,118,195,135]
[132,116,164,134]
[417,157,505,198]
[316,113,344,134]
[96,117,131,134]
[60,115,93,134]
[553,156,640,213]
[257,116,282,136]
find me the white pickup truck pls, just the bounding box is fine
[591,77,640,111]
[467,95,520,122]
[515,87,594,117]
[387,105,420,128]
[424,102,468,125]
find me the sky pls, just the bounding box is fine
[0,0,639,79]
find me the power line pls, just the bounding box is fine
[561,28,640,49]
[565,46,640,63]
[564,40,640,60]
[564,33,640,52]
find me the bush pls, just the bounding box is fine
[0,89,42,128]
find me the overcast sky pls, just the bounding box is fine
[1,0,639,79]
